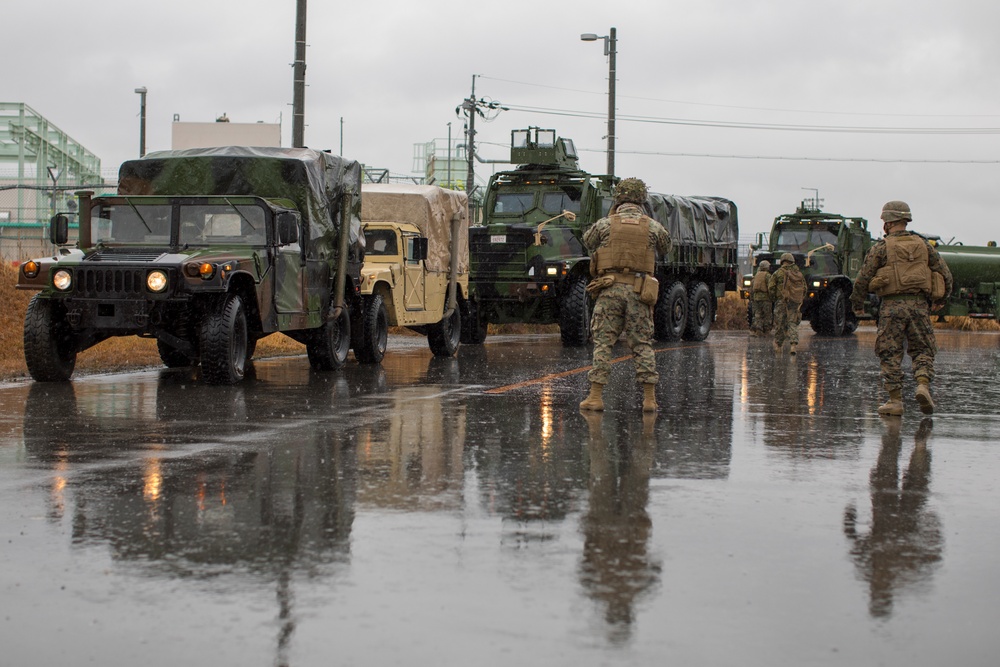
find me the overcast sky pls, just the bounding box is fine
[8,0,1000,242]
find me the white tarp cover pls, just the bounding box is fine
[361,183,469,274]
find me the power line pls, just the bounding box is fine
[479,74,1000,119]
[503,104,1000,135]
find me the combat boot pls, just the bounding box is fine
[642,383,658,412]
[579,383,605,411]
[878,388,904,416]
[789,342,797,356]
[915,377,935,415]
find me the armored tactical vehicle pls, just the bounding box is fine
[741,199,872,336]
[355,183,470,362]
[467,127,739,345]
[930,239,1000,320]
[18,146,363,384]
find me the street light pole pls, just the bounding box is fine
[580,27,617,177]
[134,87,147,157]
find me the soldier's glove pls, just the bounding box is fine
[930,300,945,312]
[850,300,865,317]
[586,275,615,296]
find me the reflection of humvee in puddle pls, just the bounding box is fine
[354,184,470,363]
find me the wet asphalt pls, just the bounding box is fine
[1,327,999,666]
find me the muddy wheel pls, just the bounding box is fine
[460,298,487,345]
[683,281,713,341]
[654,281,687,341]
[428,307,461,357]
[23,295,77,382]
[199,293,248,385]
[559,277,591,347]
[356,294,389,364]
[815,289,847,336]
[308,305,351,371]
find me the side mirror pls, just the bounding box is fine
[411,237,429,261]
[49,214,69,245]
[277,212,299,245]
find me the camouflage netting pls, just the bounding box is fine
[117,146,363,260]
[361,183,469,274]
[648,194,739,248]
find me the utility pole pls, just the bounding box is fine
[607,27,616,177]
[464,75,477,195]
[291,0,307,148]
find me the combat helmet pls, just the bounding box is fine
[758,260,771,270]
[780,252,795,265]
[613,177,648,205]
[880,200,912,224]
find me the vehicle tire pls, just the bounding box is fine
[23,295,77,382]
[355,294,389,364]
[815,289,847,336]
[199,293,249,385]
[307,305,351,371]
[460,298,488,345]
[683,281,713,341]
[559,277,591,347]
[654,281,687,341]
[428,307,461,357]
[157,339,196,368]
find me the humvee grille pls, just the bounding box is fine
[76,268,148,298]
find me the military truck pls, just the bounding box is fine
[18,146,363,384]
[741,199,872,336]
[929,239,1000,320]
[355,183,470,362]
[467,127,739,346]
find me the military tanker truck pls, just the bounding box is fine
[466,127,739,345]
[930,240,1000,320]
[741,199,873,336]
[18,146,363,384]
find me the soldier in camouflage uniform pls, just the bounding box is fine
[768,253,805,355]
[749,260,774,336]
[579,178,672,412]
[850,201,952,416]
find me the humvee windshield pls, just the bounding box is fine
[364,228,398,256]
[91,201,266,246]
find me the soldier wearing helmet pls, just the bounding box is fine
[850,200,953,416]
[579,177,671,412]
[749,259,774,337]
[768,252,806,354]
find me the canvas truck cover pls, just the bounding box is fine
[648,194,738,248]
[117,146,363,259]
[361,183,469,274]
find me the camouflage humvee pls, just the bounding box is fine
[741,199,872,336]
[355,183,470,362]
[17,146,363,384]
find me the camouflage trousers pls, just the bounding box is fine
[773,299,802,346]
[875,297,936,391]
[587,283,658,385]
[750,298,774,334]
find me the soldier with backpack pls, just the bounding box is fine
[768,253,806,355]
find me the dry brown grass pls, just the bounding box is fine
[714,292,750,330]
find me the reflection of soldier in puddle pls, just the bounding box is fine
[578,410,661,644]
[843,417,942,618]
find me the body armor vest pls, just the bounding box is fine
[872,233,932,296]
[593,214,655,275]
[751,270,770,299]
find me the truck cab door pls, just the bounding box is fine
[274,214,307,315]
[404,234,427,311]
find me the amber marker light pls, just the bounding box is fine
[22,261,39,278]
[198,263,216,279]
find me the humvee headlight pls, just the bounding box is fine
[742,277,752,287]
[147,270,168,292]
[546,266,559,276]
[22,261,39,279]
[812,280,822,288]
[53,269,72,291]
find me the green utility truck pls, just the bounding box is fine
[18,146,363,384]
[930,239,1000,320]
[742,200,873,336]
[467,127,740,346]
